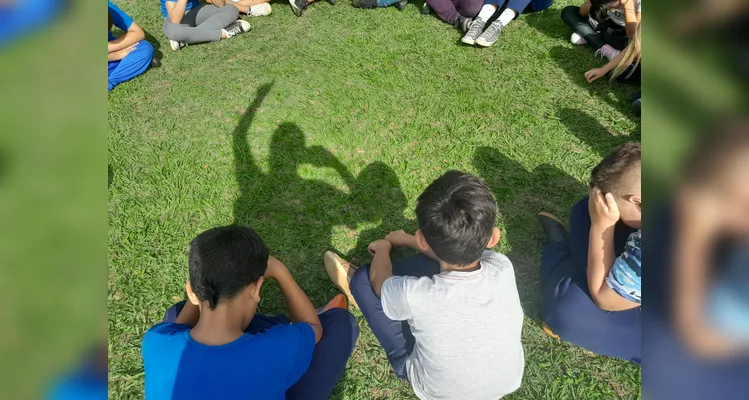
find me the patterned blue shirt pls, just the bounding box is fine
[606,230,641,303]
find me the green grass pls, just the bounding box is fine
[108,0,640,398]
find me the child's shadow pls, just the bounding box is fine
[472,147,588,320]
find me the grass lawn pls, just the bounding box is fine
[108,0,641,398]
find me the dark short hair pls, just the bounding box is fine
[188,225,269,310]
[590,142,641,194]
[415,170,497,265]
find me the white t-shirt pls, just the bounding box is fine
[380,251,525,400]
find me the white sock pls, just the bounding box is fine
[222,28,231,39]
[497,8,516,26]
[477,5,497,21]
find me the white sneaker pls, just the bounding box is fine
[223,19,251,38]
[248,3,272,17]
[169,39,187,51]
[570,32,586,45]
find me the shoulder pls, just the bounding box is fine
[480,250,515,274]
[142,323,190,347]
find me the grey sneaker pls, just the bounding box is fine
[224,19,251,38]
[475,21,504,47]
[420,2,429,14]
[461,18,486,45]
[455,17,472,33]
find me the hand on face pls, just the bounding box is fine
[589,187,621,228]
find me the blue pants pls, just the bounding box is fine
[540,197,641,364]
[107,39,153,91]
[164,301,359,400]
[350,253,441,378]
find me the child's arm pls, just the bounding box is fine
[166,0,189,24]
[175,301,200,327]
[621,0,640,38]
[385,230,439,261]
[368,239,394,298]
[584,49,626,83]
[587,189,639,311]
[108,20,145,53]
[579,0,591,17]
[265,256,323,344]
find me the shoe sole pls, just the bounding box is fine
[538,212,563,225]
[290,2,303,16]
[475,38,496,47]
[461,37,476,45]
[324,251,359,309]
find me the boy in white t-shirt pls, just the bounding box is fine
[324,170,525,400]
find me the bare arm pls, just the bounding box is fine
[108,20,145,53]
[586,190,639,311]
[166,0,189,25]
[266,256,323,344]
[175,301,200,327]
[622,0,640,38]
[385,230,439,261]
[368,240,394,298]
[585,48,627,82]
[579,0,591,16]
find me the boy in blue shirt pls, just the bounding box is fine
[142,225,359,400]
[108,1,156,91]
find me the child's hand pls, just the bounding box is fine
[385,230,414,248]
[265,256,288,280]
[589,188,620,228]
[585,67,607,83]
[368,239,393,256]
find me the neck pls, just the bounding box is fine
[190,301,255,346]
[439,259,481,273]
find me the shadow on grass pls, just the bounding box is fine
[143,30,163,63]
[556,107,636,157]
[472,146,588,321]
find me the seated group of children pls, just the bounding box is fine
[108,0,642,92]
[141,142,642,399]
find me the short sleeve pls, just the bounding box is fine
[381,276,414,321]
[265,322,316,389]
[606,231,642,303]
[108,1,133,32]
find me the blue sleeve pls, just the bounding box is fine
[606,231,642,303]
[266,322,316,389]
[108,1,133,32]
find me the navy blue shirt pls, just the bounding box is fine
[142,322,315,400]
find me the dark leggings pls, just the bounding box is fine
[561,5,628,50]
[163,302,359,400]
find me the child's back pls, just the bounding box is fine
[388,250,524,399]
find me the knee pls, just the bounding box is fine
[221,4,240,19]
[349,266,372,299]
[456,0,482,19]
[560,5,579,22]
[135,40,155,61]
[321,308,360,343]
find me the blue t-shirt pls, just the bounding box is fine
[142,322,316,400]
[160,0,201,19]
[108,1,133,42]
[606,229,642,303]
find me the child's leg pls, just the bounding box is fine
[107,40,154,91]
[560,5,606,49]
[227,0,269,13]
[454,0,483,19]
[162,7,223,44]
[600,24,629,50]
[286,308,359,400]
[349,253,440,378]
[193,4,240,31]
[426,0,471,25]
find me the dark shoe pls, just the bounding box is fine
[223,19,251,37]
[289,0,307,16]
[455,16,472,34]
[396,0,407,10]
[537,212,569,243]
[352,0,377,8]
[420,1,429,14]
[150,57,161,68]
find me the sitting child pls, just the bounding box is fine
[584,21,640,85]
[108,1,156,91]
[324,171,525,399]
[461,0,553,47]
[562,0,641,60]
[537,142,641,363]
[142,225,359,400]
[161,0,251,51]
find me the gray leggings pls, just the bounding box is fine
[162,4,239,44]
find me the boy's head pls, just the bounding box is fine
[185,225,269,314]
[415,170,500,266]
[590,142,642,228]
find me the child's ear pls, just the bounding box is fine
[185,280,200,305]
[249,276,264,303]
[486,227,501,249]
[415,229,431,253]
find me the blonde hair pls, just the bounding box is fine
[610,22,641,81]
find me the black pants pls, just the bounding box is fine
[561,5,628,51]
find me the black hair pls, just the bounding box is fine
[188,225,269,310]
[589,0,618,23]
[415,170,497,265]
[590,142,641,195]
